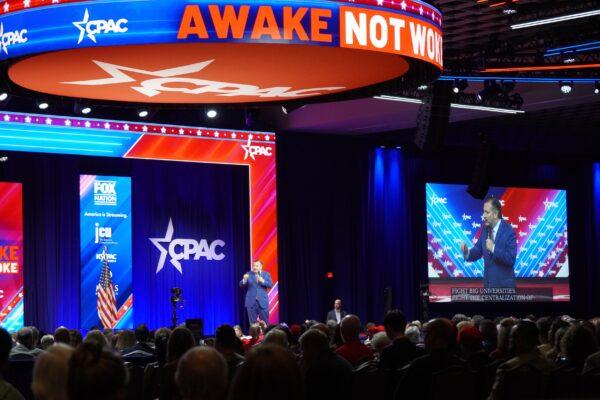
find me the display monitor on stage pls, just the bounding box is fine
[426,183,569,302]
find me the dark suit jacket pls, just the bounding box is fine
[239,271,273,309]
[326,309,347,323]
[467,221,517,288]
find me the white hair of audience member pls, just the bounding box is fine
[176,347,227,400]
[263,328,289,348]
[32,343,73,400]
[370,332,391,354]
[411,320,422,329]
[405,325,420,344]
[40,334,55,350]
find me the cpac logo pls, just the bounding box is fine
[429,195,447,206]
[63,60,344,99]
[94,180,117,206]
[0,23,27,55]
[242,137,272,160]
[73,9,128,44]
[94,223,113,244]
[543,198,558,210]
[150,218,225,274]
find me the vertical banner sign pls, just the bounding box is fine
[80,175,133,329]
[0,183,24,332]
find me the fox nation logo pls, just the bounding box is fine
[94,180,117,206]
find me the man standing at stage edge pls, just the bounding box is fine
[461,197,517,288]
[240,260,273,324]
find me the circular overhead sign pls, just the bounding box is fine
[2,0,443,104]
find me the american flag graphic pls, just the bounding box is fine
[97,247,118,328]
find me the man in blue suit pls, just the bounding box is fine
[461,197,517,288]
[240,260,273,324]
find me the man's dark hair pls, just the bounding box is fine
[383,310,407,333]
[561,324,598,366]
[512,320,539,352]
[17,327,33,349]
[134,324,149,343]
[536,317,553,344]
[0,328,12,367]
[215,325,238,349]
[484,197,502,219]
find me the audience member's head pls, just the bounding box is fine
[215,324,238,354]
[115,330,136,351]
[560,324,598,368]
[451,314,470,326]
[423,318,456,350]
[456,320,475,332]
[176,347,227,400]
[167,327,195,364]
[371,332,391,355]
[263,328,289,348]
[340,315,361,343]
[67,340,127,400]
[548,319,570,348]
[405,325,420,344]
[69,329,83,348]
[40,334,54,350]
[249,323,262,340]
[28,326,40,347]
[458,326,483,355]
[310,323,330,341]
[0,328,12,369]
[17,327,34,349]
[536,317,553,345]
[84,329,109,349]
[497,318,517,353]
[233,325,243,338]
[54,327,70,345]
[229,344,304,400]
[33,343,73,400]
[134,324,150,343]
[383,309,407,340]
[154,327,171,366]
[509,320,539,355]
[472,315,485,328]
[300,329,329,366]
[479,320,498,345]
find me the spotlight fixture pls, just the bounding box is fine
[594,82,600,94]
[281,105,288,115]
[559,81,573,94]
[37,99,49,110]
[81,107,92,115]
[75,100,93,115]
[453,79,468,94]
[206,109,218,119]
[138,109,149,118]
[0,92,8,102]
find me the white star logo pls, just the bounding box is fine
[377,0,384,5]
[178,128,184,135]
[142,125,148,132]
[149,218,181,274]
[104,122,111,129]
[45,118,52,125]
[24,116,31,123]
[123,124,129,131]
[400,1,407,10]
[160,127,166,134]
[242,137,255,160]
[65,119,72,126]
[231,133,236,139]
[3,2,9,13]
[84,120,91,128]
[196,130,202,136]
[3,114,9,122]
[419,6,423,15]
[23,0,30,8]
[73,9,92,44]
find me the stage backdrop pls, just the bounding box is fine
[0,182,24,331]
[131,161,250,333]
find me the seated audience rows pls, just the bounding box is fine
[1,312,600,399]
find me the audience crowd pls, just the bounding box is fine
[1,311,600,399]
